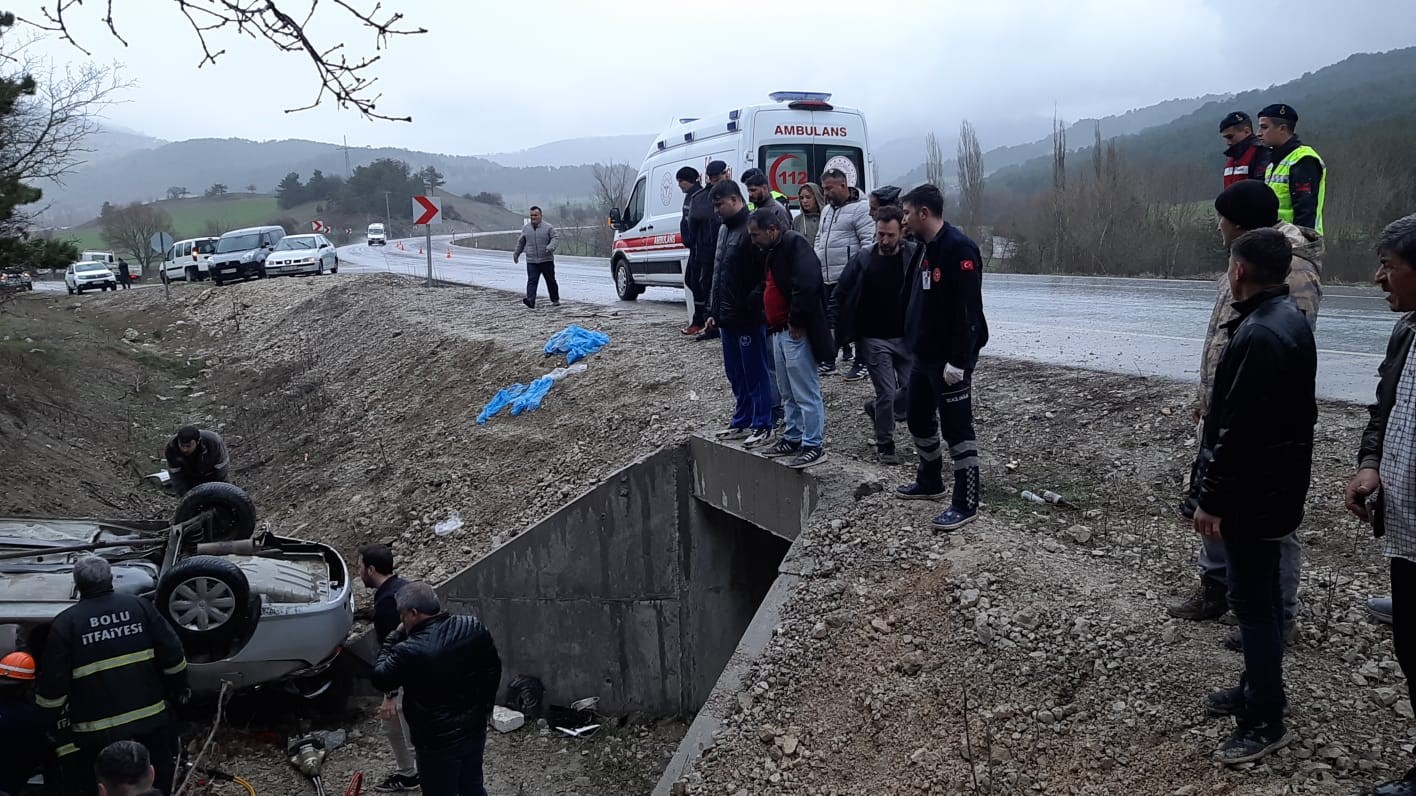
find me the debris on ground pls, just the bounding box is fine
[0,276,1405,795]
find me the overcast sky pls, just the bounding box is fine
[14,0,1416,155]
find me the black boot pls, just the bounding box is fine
[1166,577,1227,621]
[1369,767,1416,796]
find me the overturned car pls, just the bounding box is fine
[0,483,354,698]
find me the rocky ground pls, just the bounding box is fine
[1,274,1409,795]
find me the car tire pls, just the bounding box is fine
[156,555,254,646]
[613,260,640,302]
[174,481,258,541]
[331,256,338,274]
[317,261,325,276]
[66,286,74,295]
[214,277,224,286]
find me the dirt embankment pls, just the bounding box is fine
[2,276,1408,796]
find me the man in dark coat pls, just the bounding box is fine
[1194,228,1315,766]
[750,208,832,469]
[371,582,502,796]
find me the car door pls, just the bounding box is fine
[65,265,74,288]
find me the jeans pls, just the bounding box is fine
[1200,531,1302,622]
[383,692,417,774]
[720,325,773,430]
[416,730,488,796]
[1394,556,1416,719]
[1224,534,1287,727]
[525,260,559,306]
[906,363,980,510]
[771,330,825,448]
[861,337,913,448]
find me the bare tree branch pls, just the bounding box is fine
[955,120,985,245]
[19,0,425,122]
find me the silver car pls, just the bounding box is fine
[0,483,353,696]
[263,234,339,277]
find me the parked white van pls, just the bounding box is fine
[608,91,873,301]
[161,237,219,283]
[367,223,386,246]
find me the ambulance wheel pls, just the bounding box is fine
[157,556,253,645]
[613,261,641,301]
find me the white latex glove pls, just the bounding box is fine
[943,364,965,385]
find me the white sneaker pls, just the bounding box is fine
[743,428,773,448]
[715,427,751,441]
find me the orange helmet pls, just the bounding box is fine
[0,650,36,680]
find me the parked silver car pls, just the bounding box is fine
[0,483,354,696]
[265,233,339,277]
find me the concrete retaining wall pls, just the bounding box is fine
[437,440,800,715]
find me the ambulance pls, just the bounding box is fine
[607,91,874,301]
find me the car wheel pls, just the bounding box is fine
[317,260,325,276]
[613,260,639,302]
[66,286,74,295]
[331,256,338,274]
[214,277,224,286]
[156,555,254,646]
[173,481,258,541]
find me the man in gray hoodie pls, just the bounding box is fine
[514,206,560,308]
[815,169,875,375]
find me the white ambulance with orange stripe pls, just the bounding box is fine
[608,91,874,301]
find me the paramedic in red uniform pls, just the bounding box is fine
[1220,112,1269,189]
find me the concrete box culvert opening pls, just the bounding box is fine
[437,436,816,723]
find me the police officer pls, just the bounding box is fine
[36,556,188,796]
[1258,103,1326,234]
[1219,111,1269,188]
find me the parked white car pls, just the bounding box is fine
[162,237,219,283]
[265,234,339,277]
[64,261,118,294]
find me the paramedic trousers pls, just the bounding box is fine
[906,363,980,511]
[525,260,559,306]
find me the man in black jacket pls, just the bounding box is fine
[371,582,501,796]
[358,543,417,793]
[897,184,989,531]
[705,180,774,447]
[678,166,708,336]
[1194,228,1315,766]
[691,161,731,342]
[36,556,188,795]
[163,425,229,496]
[751,209,833,469]
[1345,214,1416,796]
[831,205,917,464]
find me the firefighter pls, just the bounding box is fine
[35,556,188,796]
[0,650,48,795]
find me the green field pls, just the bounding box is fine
[59,195,283,253]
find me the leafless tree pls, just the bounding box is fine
[956,120,985,245]
[0,17,124,234]
[100,201,173,269]
[19,1,425,122]
[591,160,633,216]
[925,132,947,196]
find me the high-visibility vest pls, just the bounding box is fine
[1265,144,1326,235]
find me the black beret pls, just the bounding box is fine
[705,160,728,177]
[1257,104,1298,124]
[740,168,769,187]
[1219,111,1251,131]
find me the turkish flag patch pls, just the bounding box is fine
[1293,182,1312,193]
[932,267,942,283]
[961,259,976,271]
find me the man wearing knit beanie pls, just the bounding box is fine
[1168,179,1324,650]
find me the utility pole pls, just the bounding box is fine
[424,180,433,288]
[383,191,392,237]
[342,135,352,178]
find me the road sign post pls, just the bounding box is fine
[150,231,174,301]
[412,195,442,287]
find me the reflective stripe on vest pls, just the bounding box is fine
[72,648,155,679]
[1265,145,1326,235]
[71,699,167,734]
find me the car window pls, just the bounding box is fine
[195,239,217,255]
[625,177,647,227]
[165,245,175,262]
[275,237,318,251]
[217,233,261,253]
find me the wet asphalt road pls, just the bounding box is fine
[338,238,1392,404]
